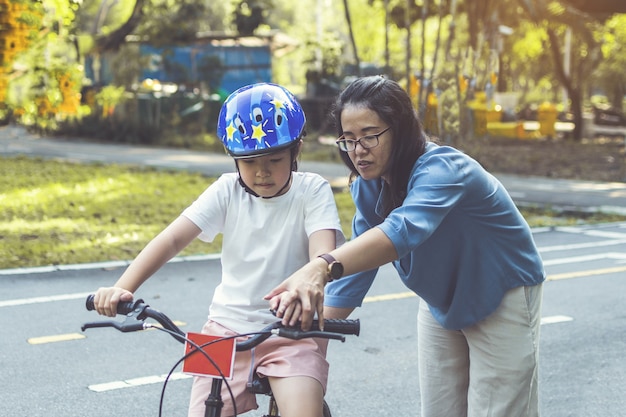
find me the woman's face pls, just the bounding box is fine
[237,148,293,197]
[340,105,393,182]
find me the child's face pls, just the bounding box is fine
[237,148,293,197]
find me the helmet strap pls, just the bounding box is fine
[266,171,292,198]
[235,161,294,199]
[237,171,260,197]
[234,140,300,199]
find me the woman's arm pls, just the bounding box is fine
[94,216,201,317]
[265,226,397,328]
[276,228,339,323]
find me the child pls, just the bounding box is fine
[92,83,345,417]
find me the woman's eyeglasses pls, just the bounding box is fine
[335,127,390,152]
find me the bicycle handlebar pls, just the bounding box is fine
[81,294,360,349]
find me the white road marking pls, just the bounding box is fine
[539,239,626,253]
[0,292,92,307]
[541,315,573,325]
[88,372,192,392]
[543,252,626,266]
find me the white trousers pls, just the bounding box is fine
[417,284,542,417]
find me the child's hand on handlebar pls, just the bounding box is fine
[270,293,305,328]
[265,258,328,330]
[93,287,134,317]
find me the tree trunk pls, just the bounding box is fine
[569,88,583,140]
[546,27,582,141]
[343,0,360,74]
[95,0,146,53]
[418,0,428,111]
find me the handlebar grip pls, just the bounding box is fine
[277,328,346,342]
[85,294,144,315]
[315,319,360,336]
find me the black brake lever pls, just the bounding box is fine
[82,300,150,333]
[81,318,145,332]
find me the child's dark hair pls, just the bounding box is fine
[331,76,427,216]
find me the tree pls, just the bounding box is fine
[1,0,84,128]
[519,0,604,141]
[343,0,361,73]
[592,14,626,110]
[234,0,272,36]
[94,0,145,52]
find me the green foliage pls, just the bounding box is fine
[5,0,625,144]
[135,0,212,44]
[2,0,85,130]
[593,14,626,109]
[0,156,216,269]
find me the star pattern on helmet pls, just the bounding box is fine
[252,123,266,143]
[270,97,285,110]
[225,121,237,141]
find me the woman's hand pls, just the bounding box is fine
[93,287,134,317]
[264,258,329,330]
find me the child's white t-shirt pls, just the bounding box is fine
[182,172,345,333]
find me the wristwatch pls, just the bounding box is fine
[318,253,344,282]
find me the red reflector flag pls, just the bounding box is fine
[182,332,236,379]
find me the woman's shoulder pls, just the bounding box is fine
[408,142,487,185]
[418,142,479,169]
[422,141,466,158]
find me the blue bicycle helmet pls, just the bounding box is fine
[217,83,306,159]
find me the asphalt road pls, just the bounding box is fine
[2,222,626,417]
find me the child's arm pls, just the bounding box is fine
[307,229,337,260]
[93,215,201,317]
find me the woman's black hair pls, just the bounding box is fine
[331,75,427,216]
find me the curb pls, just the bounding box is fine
[0,253,221,276]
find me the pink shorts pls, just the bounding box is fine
[187,320,329,417]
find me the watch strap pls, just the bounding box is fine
[318,253,337,265]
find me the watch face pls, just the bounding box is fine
[329,262,344,279]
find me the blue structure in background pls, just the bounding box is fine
[140,43,271,95]
[85,40,272,97]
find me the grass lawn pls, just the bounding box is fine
[2,156,625,270]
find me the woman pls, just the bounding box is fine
[265,76,545,417]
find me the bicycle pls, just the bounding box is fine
[81,295,360,417]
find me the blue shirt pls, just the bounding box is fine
[325,143,545,330]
